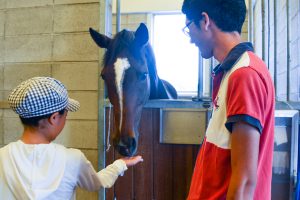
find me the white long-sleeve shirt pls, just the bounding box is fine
[0,140,127,200]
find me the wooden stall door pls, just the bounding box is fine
[105,108,200,200]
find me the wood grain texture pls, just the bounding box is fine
[105,108,200,200]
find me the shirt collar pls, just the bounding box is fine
[213,42,254,74]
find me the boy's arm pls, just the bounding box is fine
[96,159,128,188]
[77,154,142,190]
[226,121,260,200]
[97,156,143,188]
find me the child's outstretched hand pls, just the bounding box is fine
[121,155,143,167]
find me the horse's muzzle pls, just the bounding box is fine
[115,136,137,157]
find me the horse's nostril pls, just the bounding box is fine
[130,138,137,150]
[117,145,132,157]
[116,136,137,157]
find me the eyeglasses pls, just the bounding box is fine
[182,21,193,36]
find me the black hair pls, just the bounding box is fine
[181,0,246,34]
[20,109,66,127]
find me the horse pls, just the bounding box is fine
[89,23,177,157]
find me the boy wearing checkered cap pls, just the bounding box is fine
[0,77,143,200]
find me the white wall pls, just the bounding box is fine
[112,0,249,13]
[112,0,182,13]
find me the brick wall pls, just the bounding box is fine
[112,13,149,34]
[0,1,101,199]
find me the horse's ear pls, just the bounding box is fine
[133,23,149,48]
[89,27,111,48]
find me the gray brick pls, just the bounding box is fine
[52,62,99,91]
[0,0,5,9]
[3,117,23,144]
[53,33,98,61]
[0,91,4,118]
[113,14,128,26]
[0,118,3,145]
[241,32,248,42]
[5,35,52,62]
[4,63,51,90]
[67,91,98,120]
[6,0,52,8]
[127,14,147,24]
[3,110,16,119]
[54,0,99,4]
[121,24,140,32]
[6,7,53,35]
[0,37,3,63]
[0,11,4,36]
[241,20,248,34]
[81,149,98,169]
[76,189,98,200]
[0,64,3,90]
[3,103,18,118]
[54,120,98,149]
[54,3,99,33]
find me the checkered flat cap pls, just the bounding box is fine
[8,77,80,118]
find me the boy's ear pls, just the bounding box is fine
[201,12,210,31]
[48,112,59,125]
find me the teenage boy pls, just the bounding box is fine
[181,0,275,199]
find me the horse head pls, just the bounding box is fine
[90,23,177,157]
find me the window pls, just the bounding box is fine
[152,14,199,97]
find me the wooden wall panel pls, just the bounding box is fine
[134,109,154,200]
[172,145,196,200]
[153,109,174,200]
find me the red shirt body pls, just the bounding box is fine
[187,43,275,200]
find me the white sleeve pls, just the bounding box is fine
[77,153,128,191]
[97,159,128,188]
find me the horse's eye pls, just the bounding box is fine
[138,72,148,81]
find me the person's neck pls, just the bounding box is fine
[213,31,242,63]
[21,126,51,144]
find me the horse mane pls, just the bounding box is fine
[144,44,161,98]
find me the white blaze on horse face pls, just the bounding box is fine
[114,58,131,131]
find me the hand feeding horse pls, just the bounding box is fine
[89,23,177,157]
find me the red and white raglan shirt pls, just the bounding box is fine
[187,43,275,200]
